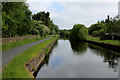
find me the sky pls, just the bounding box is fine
[26,0,119,29]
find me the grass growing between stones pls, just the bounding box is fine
[87,36,120,46]
[2,36,58,78]
[2,36,52,51]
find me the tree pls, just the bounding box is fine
[88,23,106,35]
[2,2,32,37]
[70,24,88,40]
[2,2,59,38]
[78,27,88,40]
[106,16,120,35]
[59,29,70,37]
[32,11,50,26]
[30,20,50,37]
[32,12,59,35]
[92,31,100,36]
[48,20,59,35]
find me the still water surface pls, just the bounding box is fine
[36,39,120,78]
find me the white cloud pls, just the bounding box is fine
[51,2,117,29]
[27,2,52,14]
[27,1,118,29]
[27,0,119,2]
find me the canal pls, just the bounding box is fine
[36,39,120,78]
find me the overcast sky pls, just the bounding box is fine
[27,0,119,29]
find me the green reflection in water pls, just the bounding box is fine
[69,39,88,54]
[88,44,120,72]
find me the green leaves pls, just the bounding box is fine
[106,16,120,35]
[30,20,50,37]
[88,23,106,35]
[92,31,100,36]
[78,27,88,40]
[59,29,70,38]
[70,24,88,40]
[2,3,59,38]
[32,11,50,26]
[2,2,32,37]
[32,11,59,35]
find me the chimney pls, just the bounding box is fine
[105,15,109,23]
[107,15,109,21]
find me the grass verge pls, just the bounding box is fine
[2,35,52,51]
[87,36,120,46]
[2,36,58,78]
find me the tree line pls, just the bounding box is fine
[59,24,88,40]
[2,2,120,40]
[2,2,59,38]
[89,15,120,37]
[60,15,120,40]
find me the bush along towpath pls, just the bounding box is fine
[2,36,58,78]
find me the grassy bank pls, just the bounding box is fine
[2,36,58,78]
[87,36,120,46]
[2,35,52,51]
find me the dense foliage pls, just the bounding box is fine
[32,12,59,35]
[88,23,106,36]
[78,26,88,40]
[89,15,120,37]
[2,2,59,38]
[70,24,88,40]
[32,11,50,26]
[59,29,70,38]
[92,31,100,36]
[30,20,50,37]
[2,2,32,37]
[106,16,120,35]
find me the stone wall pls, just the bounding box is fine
[2,35,40,44]
[25,38,57,77]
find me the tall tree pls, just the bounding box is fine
[2,2,32,37]
[106,16,120,35]
[32,11,50,26]
[88,23,106,35]
[70,24,88,40]
[32,11,59,35]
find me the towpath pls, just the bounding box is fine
[2,37,53,67]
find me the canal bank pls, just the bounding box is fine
[86,40,120,53]
[25,37,58,77]
[2,36,58,78]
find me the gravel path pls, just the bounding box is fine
[2,37,53,67]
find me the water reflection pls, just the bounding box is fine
[69,39,88,54]
[36,39,119,78]
[59,36,69,40]
[42,40,59,66]
[88,44,120,72]
[70,39,120,72]
[52,38,59,48]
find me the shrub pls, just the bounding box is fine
[70,24,88,40]
[88,23,106,35]
[92,31,100,36]
[78,27,88,40]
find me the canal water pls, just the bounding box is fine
[36,39,120,78]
